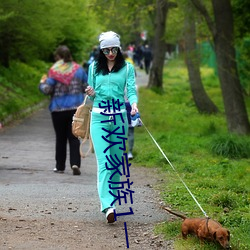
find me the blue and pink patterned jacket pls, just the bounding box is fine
[39,60,88,112]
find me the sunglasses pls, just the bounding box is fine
[102,47,119,55]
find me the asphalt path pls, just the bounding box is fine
[0,69,171,249]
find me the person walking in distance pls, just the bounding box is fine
[39,45,88,175]
[143,44,152,74]
[85,31,138,223]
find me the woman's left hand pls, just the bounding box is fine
[131,103,138,116]
[85,86,96,97]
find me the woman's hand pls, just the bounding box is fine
[131,103,138,116]
[85,86,96,97]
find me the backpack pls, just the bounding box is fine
[72,95,93,158]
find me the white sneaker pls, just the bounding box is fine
[53,168,64,173]
[128,152,133,160]
[106,208,115,223]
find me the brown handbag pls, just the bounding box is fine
[72,95,94,158]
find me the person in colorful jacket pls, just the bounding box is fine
[85,31,138,223]
[39,45,88,175]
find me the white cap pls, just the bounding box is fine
[99,31,121,49]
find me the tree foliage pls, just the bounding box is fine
[164,2,184,44]
[232,0,250,95]
[232,0,250,39]
[91,0,155,46]
[0,0,99,67]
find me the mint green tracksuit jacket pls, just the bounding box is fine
[88,62,138,213]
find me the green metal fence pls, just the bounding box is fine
[198,39,250,95]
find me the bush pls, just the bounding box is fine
[210,191,237,209]
[0,60,49,123]
[210,135,250,159]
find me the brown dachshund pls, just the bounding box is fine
[162,207,231,249]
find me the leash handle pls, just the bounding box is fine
[139,118,209,218]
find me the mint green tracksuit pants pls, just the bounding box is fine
[90,110,128,212]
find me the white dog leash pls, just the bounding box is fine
[139,118,209,218]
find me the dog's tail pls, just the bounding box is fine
[161,206,187,220]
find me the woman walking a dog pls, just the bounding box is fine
[85,31,138,223]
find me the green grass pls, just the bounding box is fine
[133,58,250,250]
[0,60,50,123]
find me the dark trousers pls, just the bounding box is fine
[144,59,151,74]
[51,110,80,171]
[125,102,135,152]
[128,127,134,152]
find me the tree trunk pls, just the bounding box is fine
[191,0,250,134]
[147,0,169,89]
[212,0,250,134]
[184,4,218,114]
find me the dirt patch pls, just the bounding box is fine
[0,216,174,250]
[0,167,173,250]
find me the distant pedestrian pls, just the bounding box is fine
[86,46,99,71]
[143,44,152,74]
[134,45,144,69]
[39,45,88,175]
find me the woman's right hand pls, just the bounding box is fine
[131,103,138,116]
[85,86,95,97]
[40,74,47,83]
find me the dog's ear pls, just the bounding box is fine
[227,230,230,240]
[213,231,217,240]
